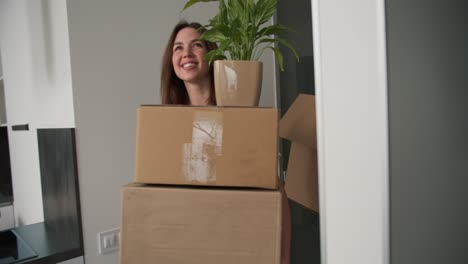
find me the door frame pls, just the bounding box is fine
[312,1,390,264]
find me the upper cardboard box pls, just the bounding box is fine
[134,105,279,189]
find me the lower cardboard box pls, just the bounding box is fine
[120,183,282,264]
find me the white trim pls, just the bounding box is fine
[310,0,328,263]
[311,1,389,264]
[375,1,390,264]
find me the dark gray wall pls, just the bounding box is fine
[276,2,319,264]
[386,1,468,264]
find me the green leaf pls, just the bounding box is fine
[256,24,287,39]
[229,18,244,48]
[205,50,227,65]
[254,0,277,27]
[204,40,231,64]
[257,37,299,62]
[200,29,228,43]
[268,47,284,71]
[217,39,232,51]
[276,38,300,62]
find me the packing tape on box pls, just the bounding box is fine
[182,111,223,183]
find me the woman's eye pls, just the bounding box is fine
[193,42,204,48]
[173,46,182,52]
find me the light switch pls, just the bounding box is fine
[98,228,120,254]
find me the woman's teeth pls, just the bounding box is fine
[182,63,195,69]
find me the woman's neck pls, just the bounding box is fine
[184,78,212,106]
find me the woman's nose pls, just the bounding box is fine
[183,48,193,58]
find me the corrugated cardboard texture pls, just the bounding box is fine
[279,94,317,148]
[286,143,319,212]
[120,183,282,264]
[279,94,319,212]
[135,106,278,189]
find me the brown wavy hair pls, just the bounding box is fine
[161,21,217,105]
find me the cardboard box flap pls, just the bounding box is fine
[280,94,319,213]
[284,142,319,212]
[279,94,317,148]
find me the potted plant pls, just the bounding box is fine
[182,0,298,106]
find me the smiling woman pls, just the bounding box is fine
[160,21,218,106]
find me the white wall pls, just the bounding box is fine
[0,79,6,124]
[66,0,276,263]
[0,52,4,123]
[0,52,3,75]
[0,0,75,226]
[312,0,389,264]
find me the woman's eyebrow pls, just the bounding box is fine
[174,39,201,46]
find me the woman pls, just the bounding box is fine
[160,21,217,105]
[160,21,291,264]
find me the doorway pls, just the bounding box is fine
[276,0,320,263]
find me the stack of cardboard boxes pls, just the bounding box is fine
[120,94,318,264]
[120,106,283,264]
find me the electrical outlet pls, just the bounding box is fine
[97,228,120,254]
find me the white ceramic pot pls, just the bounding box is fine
[213,60,262,107]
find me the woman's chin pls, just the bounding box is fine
[178,72,198,82]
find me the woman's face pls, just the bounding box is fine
[172,27,210,84]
